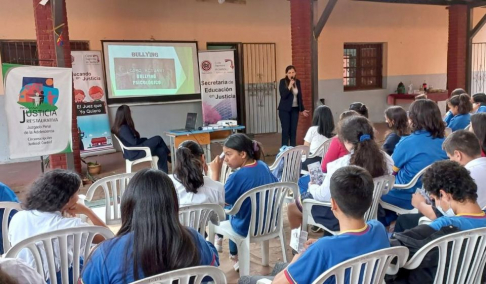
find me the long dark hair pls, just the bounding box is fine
[111,105,140,138]
[349,102,369,118]
[117,169,200,280]
[224,133,263,160]
[284,65,296,86]
[338,116,386,178]
[385,106,410,137]
[472,93,486,107]
[174,140,205,194]
[312,105,335,137]
[24,169,81,212]
[448,93,472,114]
[408,99,445,139]
[471,113,486,155]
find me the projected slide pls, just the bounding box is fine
[102,41,201,103]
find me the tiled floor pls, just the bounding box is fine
[0,125,388,283]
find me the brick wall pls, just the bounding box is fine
[33,0,81,172]
[290,0,313,143]
[447,5,468,95]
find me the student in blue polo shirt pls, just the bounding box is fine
[269,166,390,284]
[210,133,278,272]
[423,160,486,231]
[471,93,486,114]
[381,100,448,224]
[444,93,473,131]
[80,169,219,284]
[0,182,18,254]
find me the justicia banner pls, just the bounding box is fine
[72,51,114,156]
[198,50,237,125]
[4,66,72,159]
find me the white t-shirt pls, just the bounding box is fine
[0,258,45,284]
[309,151,394,202]
[170,175,225,207]
[8,210,89,280]
[465,157,486,209]
[304,126,330,157]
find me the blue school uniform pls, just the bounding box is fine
[284,220,390,284]
[382,132,402,156]
[444,111,471,131]
[381,130,448,209]
[429,213,486,231]
[476,106,486,113]
[0,182,18,254]
[225,160,278,237]
[79,228,219,284]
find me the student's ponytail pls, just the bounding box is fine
[338,116,386,178]
[224,133,264,161]
[173,141,205,194]
[448,93,473,114]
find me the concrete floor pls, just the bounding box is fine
[0,124,388,283]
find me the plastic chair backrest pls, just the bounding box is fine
[0,202,22,252]
[129,266,227,284]
[394,164,431,190]
[309,139,332,159]
[5,226,114,284]
[85,173,135,225]
[364,175,395,221]
[312,246,409,284]
[229,182,298,238]
[403,227,486,284]
[113,134,128,154]
[271,146,308,183]
[220,162,232,184]
[179,204,226,236]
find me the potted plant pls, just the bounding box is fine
[87,161,101,175]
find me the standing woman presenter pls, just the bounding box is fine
[278,65,309,146]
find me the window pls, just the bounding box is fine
[343,43,383,91]
[0,40,90,65]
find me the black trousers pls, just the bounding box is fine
[279,107,300,146]
[131,136,169,173]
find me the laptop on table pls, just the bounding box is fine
[172,113,197,132]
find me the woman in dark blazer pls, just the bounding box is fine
[111,105,170,173]
[278,65,309,146]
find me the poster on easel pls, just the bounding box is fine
[72,51,115,157]
[4,66,72,159]
[198,50,237,125]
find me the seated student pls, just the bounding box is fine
[302,105,334,170]
[395,130,486,232]
[209,133,277,271]
[272,166,390,284]
[111,104,170,173]
[80,169,219,283]
[471,112,486,157]
[471,93,486,114]
[444,93,473,132]
[0,258,45,284]
[0,182,19,255]
[288,116,393,231]
[381,100,448,222]
[169,140,224,208]
[8,169,107,283]
[383,106,410,155]
[349,102,369,118]
[415,94,427,100]
[388,160,485,284]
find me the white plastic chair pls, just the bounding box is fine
[210,182,298,276]
[379,165,432,215]
[5,226,114,284]
[269,146,309,183]
[113,134,159,173]
[85,172,135,225]
[129,266,227,284]
[301,139,331,175]
[0,202,22,253]
[302,175,395,235]
[402,227,486,284]
[179,203,226,237]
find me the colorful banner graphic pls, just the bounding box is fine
[198,50,237,125]
[4,66,72,159]
[72,51,114,156]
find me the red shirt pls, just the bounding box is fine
[321,136,349,173]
